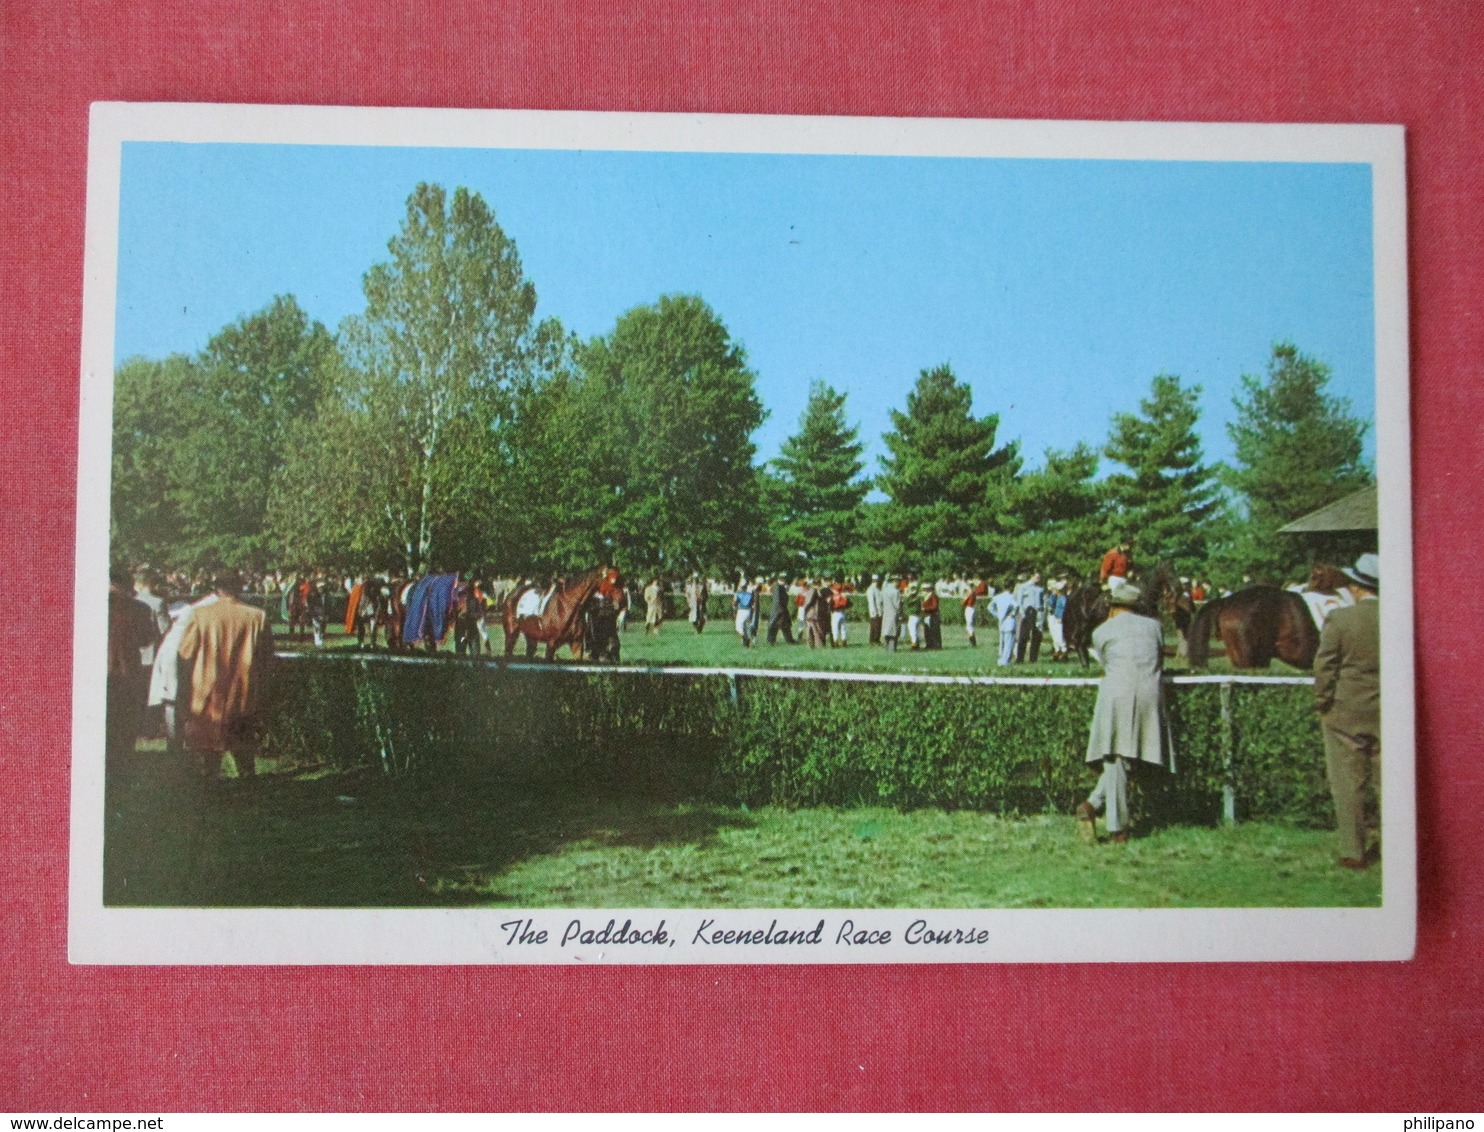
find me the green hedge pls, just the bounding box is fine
[259,658,1331,826]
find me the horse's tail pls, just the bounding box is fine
[1186,598,1221,669]
[1282,590,1322,669]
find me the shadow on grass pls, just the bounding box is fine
[104,752,755,908]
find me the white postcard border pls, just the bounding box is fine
[71,103,1414,964]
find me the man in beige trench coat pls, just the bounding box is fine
[1314,552,1381,869]
[1076,582,1171,842]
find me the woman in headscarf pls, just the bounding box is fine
[1076,581,1172,843]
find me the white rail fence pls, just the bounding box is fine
[274,651,1316,824]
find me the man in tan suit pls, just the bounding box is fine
[177,569,274,782]
[1313,552,1381,868]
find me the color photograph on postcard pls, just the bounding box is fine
[72,106,1413,962]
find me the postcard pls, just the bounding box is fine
[72,103,1413,962]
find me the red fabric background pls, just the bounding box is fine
[2,1,1480,1112]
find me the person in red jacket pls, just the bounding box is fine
[1099,542,1133,589]
[829,580,851,647]
[962,578,987,648]
[921,583,942,650]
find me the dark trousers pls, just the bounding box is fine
[869,615,882,645]
[767,611,796,644]
[1015,617,1042,663]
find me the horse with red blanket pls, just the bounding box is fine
[344,576,386,648]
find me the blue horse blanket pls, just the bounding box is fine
[402,573,458,646]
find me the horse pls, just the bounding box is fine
[282,576,324,644]
[344,576,386,648]
[1061,563,1188,667]
[502,568,606,661]
[583,583,623,663]
[1186,585,1319,670]
[450,579,488,656]
[1061,581,1108,667]
[376,578,409,651]
[400,573,462,653]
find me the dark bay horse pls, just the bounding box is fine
[1061,581,1108,667]
[1186,586,1319,670]
[283,577,323,644]
[1062,564,1190,667]
[450,580,489,656]
[503,568,606,661]
[379,579,409,650]
[583,583,623,663]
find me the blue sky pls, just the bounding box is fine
[115,142,1376,475]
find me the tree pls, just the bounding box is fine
[111,296,341,572]
[1005,443,1109,576]
[181,296,341,569]
[865,363,1020,578]
[111,353,197,568]
[303,183,549,574]
[1102,373,1219,576]
[559,294,768,577]
[767,381,868,573]
[1218,342,1372,581]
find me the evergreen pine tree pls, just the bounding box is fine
[1007,443,1109,577]
[866,364,1019,577]
[1219,342,1372,582]
[769,381,867,573]
[1103,373,1218,576]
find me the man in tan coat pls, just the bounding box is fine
[1313,552,1381,869]
[176,570,274,781]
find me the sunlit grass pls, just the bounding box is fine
[285,617,1297,678]
[105,758,1375,909]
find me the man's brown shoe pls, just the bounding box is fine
[1076,802,1097,843]
[1108,831,1130,844]
[1339,857,1368,870]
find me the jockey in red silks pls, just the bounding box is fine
[597,567,625,608]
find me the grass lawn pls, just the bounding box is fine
[104,751,1377,909]
[291,616,1300,678]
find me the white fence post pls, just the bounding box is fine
[1219,679,1237,824]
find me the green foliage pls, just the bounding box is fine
[867,364,1020,576]
[1004,443,1109,576]
[274,184,556,574]
[111,353,196,567]
[767,381,868,573]
[1103,373,1219,577]
[548,294,769,577]
[112,298,341,572]
[1216,342,1372,583]
[261,660,1332,826]
[1225,683,1331,826]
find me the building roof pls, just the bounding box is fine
[1277,483,1378,533]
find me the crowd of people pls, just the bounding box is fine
[627,548,1225,669]
[106,542,1382,872]
[108,565,274,788]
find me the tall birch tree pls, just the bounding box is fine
[334,182,543,573]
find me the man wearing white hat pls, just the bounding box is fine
[1077,581,1171,843]
[1313,552,1381,869]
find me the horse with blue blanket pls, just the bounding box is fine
[400,573,463,653]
